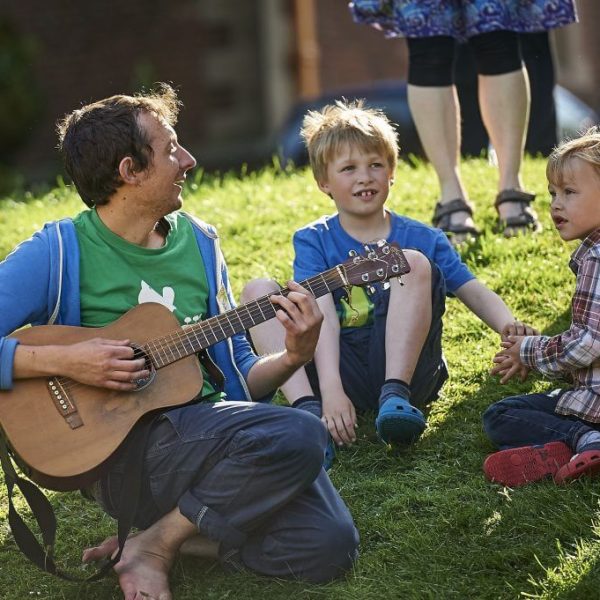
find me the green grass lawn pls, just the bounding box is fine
[1,156,599,600]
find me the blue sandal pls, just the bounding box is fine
[376,396,426,445]
[323,436,336,471]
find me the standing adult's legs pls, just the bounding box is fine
[471,31,533,228]
[407,85,465,203]
[479,68,530,193]
[407,36,476,242]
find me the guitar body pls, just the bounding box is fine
[0,242,410,492]
[1,303,203,491]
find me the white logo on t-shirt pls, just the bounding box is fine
[138,280,176,312]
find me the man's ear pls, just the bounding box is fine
[118,156,140,185]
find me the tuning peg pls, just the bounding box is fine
[367,285,376,294]
[348,249,358,257]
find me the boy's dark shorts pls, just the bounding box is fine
[306,259,448,411]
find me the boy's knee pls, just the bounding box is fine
[403,249,432,279]
[240,278,280,304]
[482,402,499,430]
[483,397,518,425]
[482,399,512,443]
[404,250,433,286]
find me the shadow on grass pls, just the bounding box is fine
[0,310,594,600]
[325,306,599,598]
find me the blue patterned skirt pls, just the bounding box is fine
[350,1,577,41]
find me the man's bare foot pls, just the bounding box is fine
[82,535,124,563]
[82,508,197,600]
[83,531,173,600]
[114,531,173,600]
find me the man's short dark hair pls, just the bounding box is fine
[56,83,180,207]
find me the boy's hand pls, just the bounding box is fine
[490,336,529,383]
[322,392,357,446]
[501,320,539,341]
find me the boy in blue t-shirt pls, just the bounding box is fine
[244,100,533,460]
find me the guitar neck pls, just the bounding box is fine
[145,265,350,369]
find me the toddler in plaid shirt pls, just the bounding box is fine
[483,127,600,486]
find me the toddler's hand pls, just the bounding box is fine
[490,336,528,383]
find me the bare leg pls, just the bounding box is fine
[241,278,314,404]
[478,67,531,222]
[82,509,197,600]
[180,536,219,558]
[408,84,475,240]
[384,250,432,383]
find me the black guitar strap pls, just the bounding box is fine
[0,415,155,582]
[198,349,225,391]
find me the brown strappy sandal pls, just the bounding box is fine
[495,190,541,237]
[432,198,480,242]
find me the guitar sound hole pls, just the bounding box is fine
[130,344,156,391]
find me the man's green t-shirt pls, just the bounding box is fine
[73,209,220,398]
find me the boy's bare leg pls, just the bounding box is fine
[375,250,433,443]
[82,508,199,600]
[241,279,314,404]
[385,250,432,383]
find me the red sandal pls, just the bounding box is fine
[554,449,600,484]
[483,442,572,487]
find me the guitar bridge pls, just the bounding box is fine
[47,378,83,429]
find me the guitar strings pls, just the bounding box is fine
[52,253,403,395]
[55,274,339,395]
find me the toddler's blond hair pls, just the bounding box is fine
[300,99,399,181]
[547,126,600,186]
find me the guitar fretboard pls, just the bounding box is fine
[143,266,346,369]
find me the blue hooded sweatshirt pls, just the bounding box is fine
[0,213,262,402]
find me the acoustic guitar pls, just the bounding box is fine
[0,241,409,491]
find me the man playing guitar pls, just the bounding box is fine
[0,85,359,599]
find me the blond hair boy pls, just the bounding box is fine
[485,127,600,486]
[244,100,531,466]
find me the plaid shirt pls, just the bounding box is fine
[521,229,600,422]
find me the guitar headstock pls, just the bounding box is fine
[342,240,411,287]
